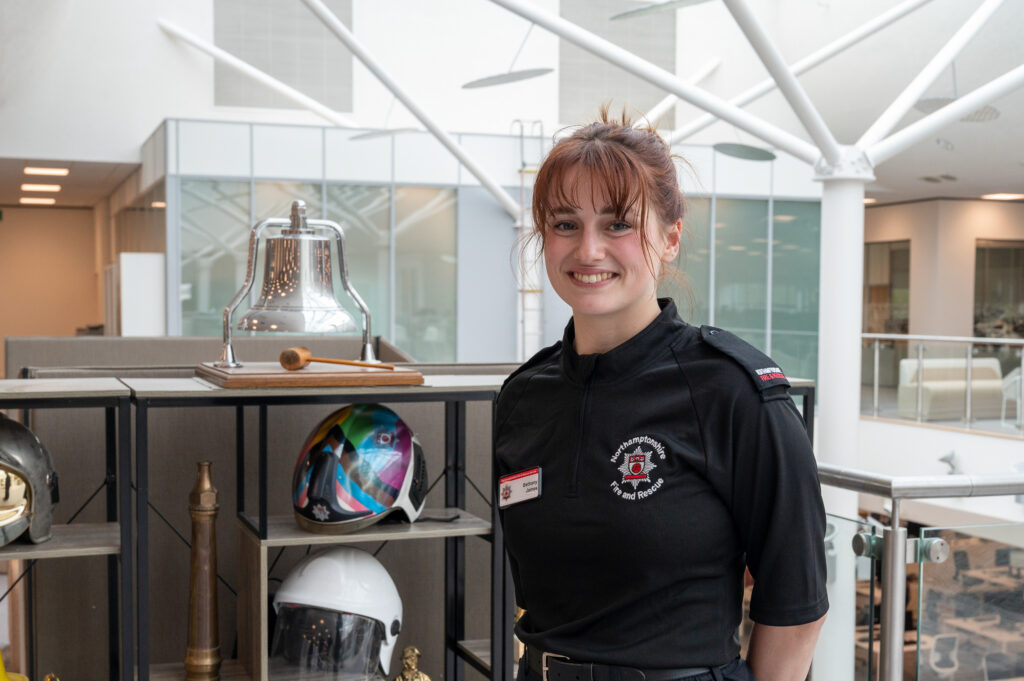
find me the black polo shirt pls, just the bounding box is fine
[494,300,828,669]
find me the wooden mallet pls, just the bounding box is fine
[279,347,395,371]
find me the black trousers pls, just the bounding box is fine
[516,656,758,681]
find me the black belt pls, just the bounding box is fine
[525,646,717,681]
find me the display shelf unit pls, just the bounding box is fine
[238,508,492,680]
[0,378,132,681]
[123,375,513,681]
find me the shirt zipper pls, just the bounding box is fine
[569,376,591,496]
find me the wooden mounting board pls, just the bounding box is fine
[195,361,424,388]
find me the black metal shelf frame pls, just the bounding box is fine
[2,394,132,681]
[132,386,513,681]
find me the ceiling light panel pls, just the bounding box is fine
[20,197,56,205]
[21,184,61,192]
[981,193,1024,201]
[23,167,69,176]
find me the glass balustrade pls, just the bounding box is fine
[917,524,1024,681]
[860,335,1024,437]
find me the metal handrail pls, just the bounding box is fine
[860,332,1024,428]
[818,463,1024,499]
[863,332,1024,346]
[818,463,1024,681]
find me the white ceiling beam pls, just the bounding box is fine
[488,0,820,164]
[300,0,522,221]
[720,0,841,165]
[857,0,1005,149]
[157,18,356,129]
[636,58,721,129]
[868,61,1024,166]
[668,0,934,146]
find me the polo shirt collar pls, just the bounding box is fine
[560,298,685,384]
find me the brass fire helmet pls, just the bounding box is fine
[0,414,59,545]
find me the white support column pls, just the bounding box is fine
[301,0,522,220]
[857,0,1005,148]
[669,0,934,145]
[720,0,842,165]
[488,0,820,164]
[816,178,866,472]
[812,177,868,681]
[868,61,1024,166]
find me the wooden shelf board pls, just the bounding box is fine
[457,638,492,670]
[123,376,502,399]
[0,377,129,401]
[240,508,491,547]
[0,522,118,560]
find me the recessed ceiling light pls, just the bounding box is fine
[21,183,61,192]
[773,215,796,223]
[864,198,877,204]
[20,197,56,205]
[981,193,1024,201]
[23,166,69,176]
[151,201,166,209]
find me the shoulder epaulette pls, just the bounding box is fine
[699,325,790,399]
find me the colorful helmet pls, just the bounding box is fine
[0,414,59,546]
[293,404,426,534]
[271,547,402,678]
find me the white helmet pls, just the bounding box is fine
[271,547,403,678]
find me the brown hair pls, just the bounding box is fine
[530,107,686,275]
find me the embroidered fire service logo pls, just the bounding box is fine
[610,436,666,501]
[312,503,330,521]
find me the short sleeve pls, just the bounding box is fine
[727,395,829,626]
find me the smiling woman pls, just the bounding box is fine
[495,110,828,681]
[529,109,684,354]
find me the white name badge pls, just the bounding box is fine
[498,467,542,508]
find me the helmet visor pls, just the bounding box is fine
[270,604,385,680]
[0,467,30,527]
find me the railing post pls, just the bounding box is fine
[915,344,925,423]
[964,344,973,426]
[880,499,907,681]
[873,339,881,416]
[1018,350,1023,429]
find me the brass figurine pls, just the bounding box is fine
[185,461,221,681]
[394,646,431,681]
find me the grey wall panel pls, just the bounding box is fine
[456,186,519,363]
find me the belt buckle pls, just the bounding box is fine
[542,651,569,681]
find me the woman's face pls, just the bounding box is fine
[542,171,680,327]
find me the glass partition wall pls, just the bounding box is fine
[662,194,821,383]
[161,120,821,364]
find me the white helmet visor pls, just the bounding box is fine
[270,604,385,680]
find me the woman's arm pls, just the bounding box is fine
[746,614,826,681]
